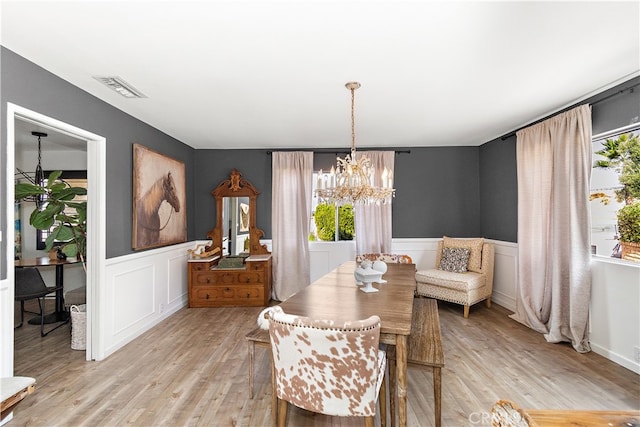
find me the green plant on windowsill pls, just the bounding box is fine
[592,132,640,261]
[15,170,87,268]
[617,202,640,261]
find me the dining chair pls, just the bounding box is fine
[267,306,387,427]
[14,267,65,336]
[356,253,413,264]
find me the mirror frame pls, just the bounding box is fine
[206,169,269,256]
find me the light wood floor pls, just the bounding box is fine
[9,299,640,426]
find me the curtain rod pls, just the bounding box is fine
[266,149,411,155]
[500,83,639,141]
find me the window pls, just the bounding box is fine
[590,124,639,257]
[36,170,87,250]
[310,172,354,241]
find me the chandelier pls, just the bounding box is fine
[315,82,395,205]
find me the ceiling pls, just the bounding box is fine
[2,1,639,151]
[14,118,87,153]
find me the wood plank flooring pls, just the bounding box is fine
[8,300,640,426]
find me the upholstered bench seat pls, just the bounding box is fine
[415,269,485,291]
[415,239,494,318]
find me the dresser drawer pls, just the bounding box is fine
[190,262,210,272]
[192,271,239,285]
[246,262,265,272]
[190,285,264,307]
[238,272,264,284]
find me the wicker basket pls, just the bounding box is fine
[70,304,87,350]
[621,241,640,262]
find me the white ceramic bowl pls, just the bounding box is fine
[372,260,387,274]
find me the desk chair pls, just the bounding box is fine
[268,307,387,427]
[15,267,66,336]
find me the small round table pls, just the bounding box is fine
[15,257,80,324]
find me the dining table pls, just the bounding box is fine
[278,260,416,427]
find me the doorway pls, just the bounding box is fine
[4,103,106,372]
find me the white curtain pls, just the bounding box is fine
[354,151,394,255]
[511,104,592,353]
[271,152,313,301]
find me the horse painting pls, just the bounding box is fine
[135,171,181,249]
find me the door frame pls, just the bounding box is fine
[4,103,106,365]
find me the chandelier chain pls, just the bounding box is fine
[350,86,356,154]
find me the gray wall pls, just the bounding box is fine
[193,150,272,240]
[193,147,482,240]
[2,45,638,278]
[477,76,640,244]
[1,47,197,277]
[479,136,518,242]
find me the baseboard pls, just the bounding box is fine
[590,342,640,375]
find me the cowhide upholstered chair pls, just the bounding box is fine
[356,253,413,264]
[267,307,387,427]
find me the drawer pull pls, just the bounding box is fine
[246,278,250,283]
[206,277,211,283]
[246,293,251,298]
[206,293,210,299]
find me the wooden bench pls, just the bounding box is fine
[492,399,640,427]
[388,297,444,427]
[245,327,277,426]
[245,327,270,399]
[1,376,36,420]
[525,409,640,426]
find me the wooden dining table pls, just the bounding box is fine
[278,261,416,427]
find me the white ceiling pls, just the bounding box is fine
[2,1,639,150]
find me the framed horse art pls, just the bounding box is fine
[132,144,186,250]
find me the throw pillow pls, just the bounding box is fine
[439,247,470,273]
[442,236,485,273]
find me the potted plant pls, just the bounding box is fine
[617,202,640,261]
[592,132,640,261]
[15,170,87,268]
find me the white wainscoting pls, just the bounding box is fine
[308,238,518,312]
[100,242,191,360]
[98,238,638,374]
[590,257,640,374]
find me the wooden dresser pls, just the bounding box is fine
[187,254,272,307]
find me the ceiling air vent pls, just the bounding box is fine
[93,76,147,98]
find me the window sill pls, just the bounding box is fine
[591,254,640,268]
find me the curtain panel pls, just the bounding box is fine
[271,152,313,301]
[354,151,394,255]
[511,104,592,353]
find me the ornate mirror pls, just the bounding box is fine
[206,169,269,257]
